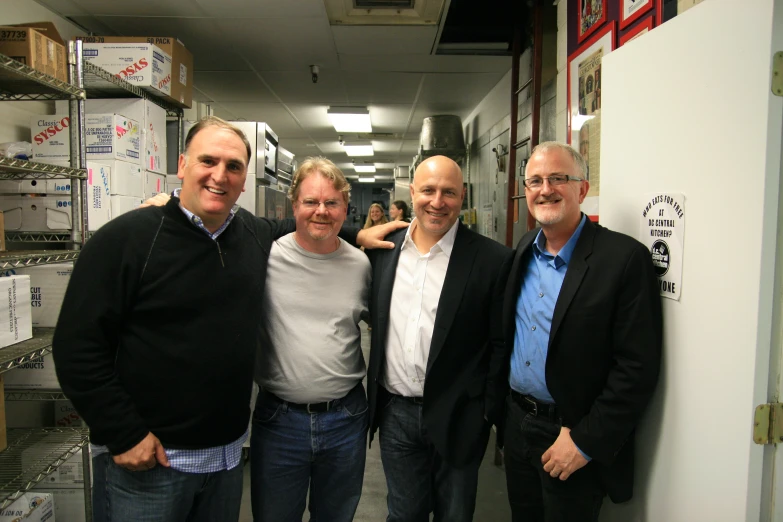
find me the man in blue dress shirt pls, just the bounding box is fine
[500,142,662,521]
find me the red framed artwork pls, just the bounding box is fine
[567,22,615,198]
[577,0,608,43]
[619,14,654,46]
[619,0,654,29]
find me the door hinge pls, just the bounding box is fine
[753,403,783,444]
[772,52,783,97]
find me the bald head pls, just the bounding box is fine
[410,155,465,243]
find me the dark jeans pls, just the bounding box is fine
[503,396,604,522]
[91,452,243,522]
[250,382,368,522]
[378,393,486,522]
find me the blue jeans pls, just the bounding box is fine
[503,396,604,522]
[91,453,244,522]
[378,393,485,522]
[250,382,368,522]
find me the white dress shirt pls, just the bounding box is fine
[383,218,459,397]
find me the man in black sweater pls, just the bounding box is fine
[53,117,399,522]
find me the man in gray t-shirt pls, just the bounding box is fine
[250,157,371,522]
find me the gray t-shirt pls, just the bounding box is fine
[255,232,371,403]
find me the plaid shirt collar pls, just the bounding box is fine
[172,188,239,240]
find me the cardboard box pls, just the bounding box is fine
[143,171,166,199]
[0,179,71,195]
[53,400,84,428]
[2,353,58,389]
[33,487,85,522]
[0,275,32,349]
[23,445,84,486]
[77,35,193,108]
[0,375,6,452]
[56,99,167,174]
[85,114,141,165]
[0,492,54,522]
[0,25,66,82]
[0,264,72,328]
[0,196,72,232]
[110,195,142,219]
[86,163,111,231]
[90,160,142,197]
[166,174,181,193]
[30,114,71,164]
[82,42,172,98]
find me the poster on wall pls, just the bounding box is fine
[578,0,608,43]
[619,15,654,46]
[568,22,615,203]
[640,193,685,301]
[619,0,654,29]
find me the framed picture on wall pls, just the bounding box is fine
[619,15,654,46]
[578,0,608,43]
[619,0,653,29]
[567,22,615,198]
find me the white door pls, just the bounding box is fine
[596,0,783,520]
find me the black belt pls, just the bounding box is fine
[510,390,561,421]
[385,389,424,405]
[268,392,336,413]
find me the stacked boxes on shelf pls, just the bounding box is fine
[0,275,33,349]
[81,42,173,100]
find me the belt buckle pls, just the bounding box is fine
[523,395,538,416]
[307,401,330,414]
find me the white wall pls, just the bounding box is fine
[598,0,781,520]
[0,0,86,143]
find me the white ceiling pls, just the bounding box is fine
[35,0,512,182]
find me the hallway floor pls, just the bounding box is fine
[237,323,511,521]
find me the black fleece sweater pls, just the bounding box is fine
[53,198,320,455]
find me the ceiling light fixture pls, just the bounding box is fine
[358,176,376,183]
[343,142,374,156]
[354,164,376,173]
[327,106,372,133]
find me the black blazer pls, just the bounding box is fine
[500,218,662,502]
[367,223,513,467]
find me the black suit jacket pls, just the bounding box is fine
[367,223,513,467]
[500,217,662,502]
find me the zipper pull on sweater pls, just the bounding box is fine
[216,240,225,267]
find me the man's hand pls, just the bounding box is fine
[357,220,409,250]
[138,192,171,208]
[112,432,170,472]
[541,427,588,481]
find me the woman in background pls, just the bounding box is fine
[389,200,410,222]
[363,203,388,229]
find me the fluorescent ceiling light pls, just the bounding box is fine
[343,143,374,156]
[358,176,376,183]
[328,106,372,132]
[354,165,376,173]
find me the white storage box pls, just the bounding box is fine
[0,179,71,195]
[85,114,141,165]
[86,163,111,231]
[3,353,59,389]
[23,445,84,486]
[31,114,71,163]
[0,275,32,348]
[143,171,166,199]
[58,99,167,174]
[90,160,142,198]
[82,43,172,97]
[110,195,142,219]
[166,174,181,193]
[33,487,85,522]
[0,492,54,522]
[0,196,72,231]
[2,264,72,328]
[54,400,85,428]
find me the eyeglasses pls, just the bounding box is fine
[522,174,584,189]
[298,199,344,211]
